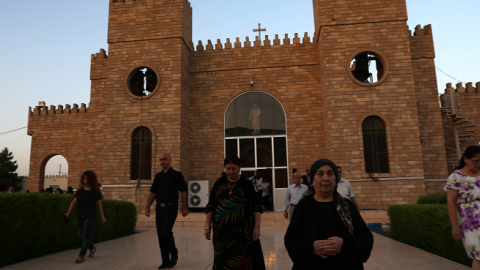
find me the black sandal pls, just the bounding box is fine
[88,247,96,258]
[75,257,84,263]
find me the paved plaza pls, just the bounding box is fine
[4,226,469,270]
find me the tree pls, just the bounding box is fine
[0,147,24,192]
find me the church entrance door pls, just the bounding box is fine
[224,91,289,211]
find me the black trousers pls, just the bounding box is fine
[255,191,263,203]
[155,204,178,263]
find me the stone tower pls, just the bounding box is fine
[88,0,193,186]
[312,0,446,180]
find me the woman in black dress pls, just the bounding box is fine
[65,170,106,263]
[204,155,266,270]
[285,159,373,270]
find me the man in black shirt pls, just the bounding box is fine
[145,152,188,269]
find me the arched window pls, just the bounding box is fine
[131,127,152,180]
[362,116,389,173]
[224,91,289,189]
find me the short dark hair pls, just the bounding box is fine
[337,166,342,170]
[292,168,297,173]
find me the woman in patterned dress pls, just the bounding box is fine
[204,155,266,270]
[446,145,480,269]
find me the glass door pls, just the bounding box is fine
[225,135,288,211]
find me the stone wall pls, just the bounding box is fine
[318,20,425,179]
[27,104,89,190]
[410,25,449,180]
[350,179,426,210]
[189,40,323,188]
[425,180,447,195]
[441,83,480,151]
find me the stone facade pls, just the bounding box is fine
[43,175,69,191]
[440,82,480,175]
[425,180,447,195]
[28,0,457,211]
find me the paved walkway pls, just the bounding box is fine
[4,227,469,270]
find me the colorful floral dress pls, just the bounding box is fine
[206,177,265,270]
[444,170,480,259]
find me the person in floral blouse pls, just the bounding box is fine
[445,145,480,269]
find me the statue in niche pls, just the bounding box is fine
[249,104,262,134]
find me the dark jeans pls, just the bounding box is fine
[156,204,178,263]
[77,218,96,257]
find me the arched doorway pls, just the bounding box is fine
[41,154,69,191]
[224,91,288,211]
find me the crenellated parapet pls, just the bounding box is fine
[44,175,68,179]
[27,101,90,137]
[410,24,435,59]
[91,48,108,60]
[194,32,312,52]
[111,0,191,7]
[440,82,480,119]
[29,102,88,116]
[411,24,432,36]
[190,32,318,73]
[443,82,480,94]
[90,48,108,80]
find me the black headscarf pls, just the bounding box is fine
[224,155,241,167]
[304,159,353,234]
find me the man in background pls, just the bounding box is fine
[337,166,360,210]
[248,170,263,202]
[284,171,308,220]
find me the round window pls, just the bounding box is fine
[126,66,160,98]
[348,51,389,86]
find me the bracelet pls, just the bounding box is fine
[204,225,211,230]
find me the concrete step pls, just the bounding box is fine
[136,210,390,228]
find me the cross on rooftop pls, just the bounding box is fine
[253,23,266,43]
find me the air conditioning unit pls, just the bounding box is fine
[188,181,209,208]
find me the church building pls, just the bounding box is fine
[28,0,476,211]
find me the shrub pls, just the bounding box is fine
[0,193,137,267]
[416,192,447,204]
[388,204,470,266]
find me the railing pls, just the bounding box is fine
[445,146,459,168]
[440,90,476,158]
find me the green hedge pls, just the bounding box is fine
[388,204,470,266]
[416,192,447,204]
[0,193,137,267]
